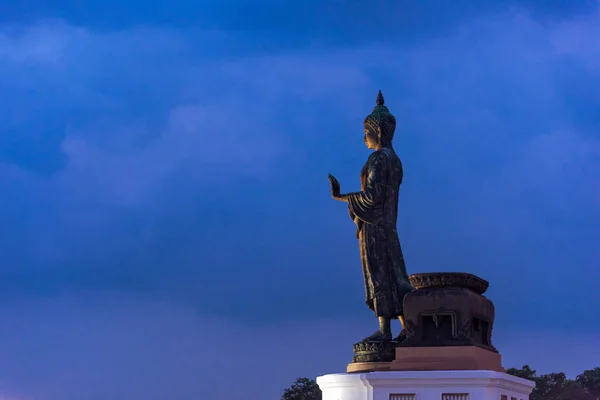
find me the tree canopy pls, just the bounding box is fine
[281,377,322,400]
[507,365,600,400]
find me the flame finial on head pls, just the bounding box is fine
[376,90,384,106]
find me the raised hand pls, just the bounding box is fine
[328,174,342,200]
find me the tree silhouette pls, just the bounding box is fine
[507,365,598,400]
[281,377,322,400]
[577,367,600,398]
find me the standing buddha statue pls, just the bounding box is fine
[328,90,414,343]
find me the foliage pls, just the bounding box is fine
[507,365,600,400]
[577,367,600,398]
[281,377,322,400]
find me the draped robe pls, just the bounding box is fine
[346,147,413,318]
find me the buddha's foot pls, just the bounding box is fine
[360,330,392,343]
[393,329,407,343]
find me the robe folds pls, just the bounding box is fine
[346,147,413,318]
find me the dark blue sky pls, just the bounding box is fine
[1,0,599,398]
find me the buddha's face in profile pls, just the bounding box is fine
[363,126,379,150]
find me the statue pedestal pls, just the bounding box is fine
[317,370,535,400]
[348,345,504,373]
[322,273,535,399]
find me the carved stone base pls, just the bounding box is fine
[352,341,397,364]
[347,345,504,373]
[401,272,498,351]
[390,345,504,372]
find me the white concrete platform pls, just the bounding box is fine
[317,370,535,400]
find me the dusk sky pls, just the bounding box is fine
[1,0,600,399]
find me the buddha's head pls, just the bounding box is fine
[363,90,396,149]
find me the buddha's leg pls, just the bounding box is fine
[393,315,407,342]
[398,315,406,327]
[361,316,392,342]
[361,298,393,342]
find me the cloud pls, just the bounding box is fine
[0,295,361,400]
[0,5,600,399]
[0,6,599,331]
[549,5,600,72]
[56,103,288,207]
[0,22,69,64]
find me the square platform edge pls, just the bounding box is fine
[317,369,536,393]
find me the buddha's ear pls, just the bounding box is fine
[376,127,384,143]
